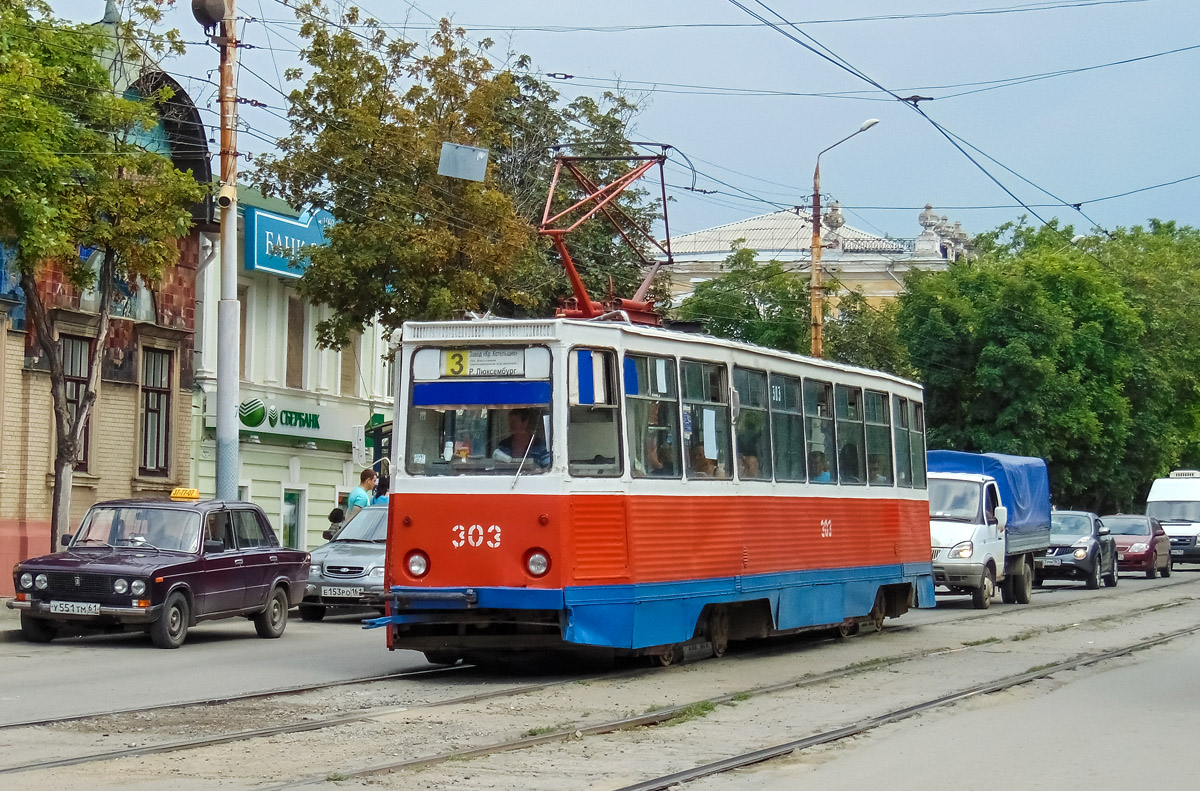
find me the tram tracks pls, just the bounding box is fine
[7,578,1198,787]
[614,622,1200,791]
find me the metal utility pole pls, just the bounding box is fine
[216,0,240,500]
[809,119,879,359]
[192,0,242,499]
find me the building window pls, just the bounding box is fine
[62,334,91,471]
[286,294,305,389]
[140,348,172,476]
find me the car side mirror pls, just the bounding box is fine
[322,529,334,541]
[1154,527,1166,536]
[59,534,71,547]
[994,505,1008,531]
[204,539,225,554]
[1098,526,1110,536]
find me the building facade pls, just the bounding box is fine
[189,188,394,551]
[666,204,971,305]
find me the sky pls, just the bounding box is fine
[47,0,1200,243]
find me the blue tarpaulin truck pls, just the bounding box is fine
[927,451,1052,609]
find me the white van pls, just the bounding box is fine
[1146,470,1200,564]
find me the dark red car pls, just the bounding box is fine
[1102,514,1173,579]
[7,492,310,648]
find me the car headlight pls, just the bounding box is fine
[309,563,322,578]
[406,552,429,578]
[34,573,48,590]
[1072,537,1090,547]
[19,572,33,590]
[1073,548,1088,560]
[131,580,146,596]
[368,566,385,579]
[1129,543,1149,554]
[113,578,128,594]
[526,550,550,577]
[948,541,973,559]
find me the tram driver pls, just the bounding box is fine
[493,408,551,468]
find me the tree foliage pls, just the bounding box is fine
[256,5,660,346]
[676,242,811,353]
[899,222,1143,509]
[0,0,202,533]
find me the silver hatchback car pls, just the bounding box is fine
[300,504,388,621]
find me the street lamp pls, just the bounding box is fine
[810,119,878,358]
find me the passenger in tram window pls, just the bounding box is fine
[738,452,760,478]
[494,408,550,467]
[642,401,678,476]
[689,443,718,477]
[809,450,832,483]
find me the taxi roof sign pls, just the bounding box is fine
[170,488,201,501]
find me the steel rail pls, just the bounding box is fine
[0,663,469,731]
[613,622,1200,791]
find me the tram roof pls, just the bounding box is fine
[401,316,922,392]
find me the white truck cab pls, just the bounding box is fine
[927,451,1051,610]
[1146,470,1200,564]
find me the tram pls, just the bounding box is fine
[373,316,936,664]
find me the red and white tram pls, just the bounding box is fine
[375,316,934,664]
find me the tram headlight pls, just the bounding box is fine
[406,552,429,578]
[525,550,550,577]
[34,573,49,590]
[19,572,33,590]
[131,580,146,596]
[948,541,973,560]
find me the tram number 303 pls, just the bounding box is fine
[820,519,833,538]
[451,524,502,549]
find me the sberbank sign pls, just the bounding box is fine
[238,398,320,431]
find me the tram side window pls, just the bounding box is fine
[804,379,837,484]
[568,348,621,478]
[910,401,927,488]
[681,360,732,479]
[893,395,913,487]
[835,385,866,485]
[770,373,805,482]
[733,367,771,480]
[865,390,894,486]
[625,354,681,478]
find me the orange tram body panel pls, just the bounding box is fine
[374,318,936,660]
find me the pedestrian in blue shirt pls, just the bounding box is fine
[346,468,376,519]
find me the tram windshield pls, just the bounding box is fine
[406,404,552,476]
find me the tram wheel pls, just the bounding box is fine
[835,619,860,639]
[708,606,730,657]
[655,645,683,667]
[870,590,887,632]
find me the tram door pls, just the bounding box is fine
[567,348,630,580]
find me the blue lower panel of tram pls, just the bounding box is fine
[370,563,935,650]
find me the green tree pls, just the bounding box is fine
[255,8,545,347]
[677,242,811,352]
[825,291,912,377]
[0,1,202,535]
[897,232,1141,509]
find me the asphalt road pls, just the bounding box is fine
[0,608,428,726]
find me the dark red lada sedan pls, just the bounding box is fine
[7,490,310,648]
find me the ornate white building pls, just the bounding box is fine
[665,204,973,305]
